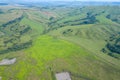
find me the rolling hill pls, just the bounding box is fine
[0,2,120,80]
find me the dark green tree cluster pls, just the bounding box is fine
[47,10,97,32]
[0,15,32,54]
[102,33,120,59]
[106,33,120,54]
[2,15,24,28]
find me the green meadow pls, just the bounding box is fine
[0,3,120,80]
[0,35,120,80]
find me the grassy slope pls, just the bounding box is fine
[48,15,120,68]
[0,35,120,80]
[0,7,23,24]
[0,6,120,80]
[20,17,44,37]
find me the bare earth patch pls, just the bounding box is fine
[0,58,16,66]
[55,72,71,80]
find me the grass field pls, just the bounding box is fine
[20,17,44,36]
[0,35,120,80]
[0,4,120,80]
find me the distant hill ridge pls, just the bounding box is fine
[0,1,120,6]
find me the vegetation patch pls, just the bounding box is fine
[102,32,120,59]
[0,4,120,80]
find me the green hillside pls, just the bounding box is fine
[0,4,120,80]
[0,35,120,80]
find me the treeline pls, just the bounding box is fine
[0,25,32,53]
[106,33,120,54]
[107,43,120,54]
[0,13,33,54]
[106,6,120,24]
[102,33,120,59]
[0,41,32,54]
[2,15,24,28]
[106,14,120,24]
[20,26,31,35]
[47,11,97,32]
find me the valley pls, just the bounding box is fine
[0,2,120,80]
